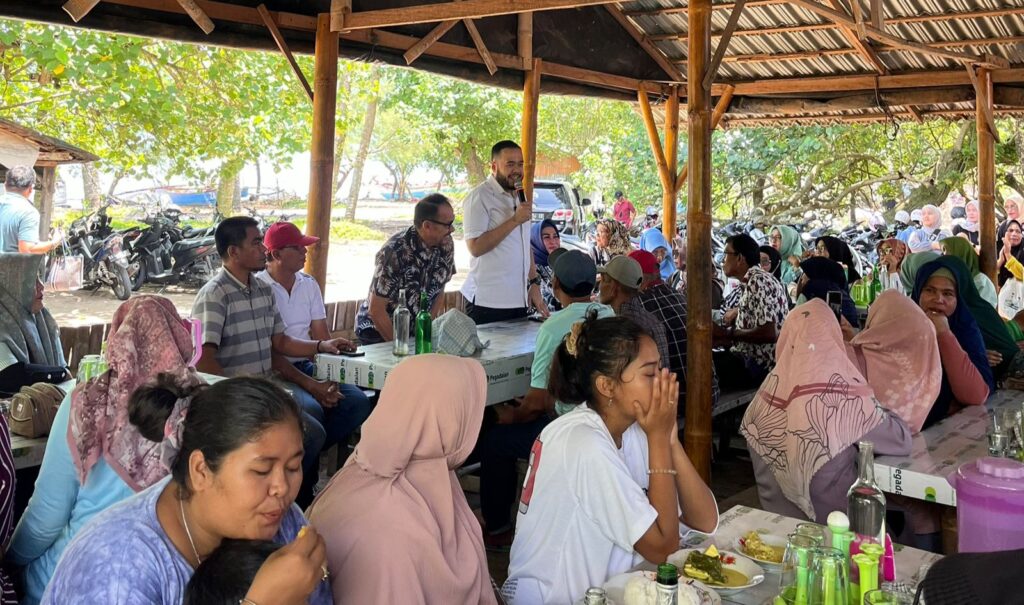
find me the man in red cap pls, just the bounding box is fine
[257,221,372,507]
[629,248,663,290]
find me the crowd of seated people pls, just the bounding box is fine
[8,154,1024,603]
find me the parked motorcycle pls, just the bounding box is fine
[56,204,132,300]
[123,208,221,290]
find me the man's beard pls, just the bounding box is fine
[496,172,518,191]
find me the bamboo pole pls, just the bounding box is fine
[518,12,533,62]
[663,86,679,234]
[977,67,997,283]
[637,83,675,203]
[685,0,714,483]
[304,14,338,292]
[521,58,542,203]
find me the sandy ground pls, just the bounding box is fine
[47,200,472,327]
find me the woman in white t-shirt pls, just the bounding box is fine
[502,313,719,605]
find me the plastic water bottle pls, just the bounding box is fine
[392,288,410,356]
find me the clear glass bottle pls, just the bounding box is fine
[582,587,607,605]
[392,288,410,356]
[415,291,432,354]
[655,562,678,605]
[847,441,886,546]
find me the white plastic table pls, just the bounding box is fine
[872,389,1023,506]
[628,505,941,605]
[314,318,542,405]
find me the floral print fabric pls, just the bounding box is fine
[723,266,789,370]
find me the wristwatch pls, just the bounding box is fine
[528,276,541,287]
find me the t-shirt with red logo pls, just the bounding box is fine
[501,407,658,605]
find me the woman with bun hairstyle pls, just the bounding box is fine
[503,312,718,605]
[42,377,332,604]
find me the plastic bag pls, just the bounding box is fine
[998,278,1024,321]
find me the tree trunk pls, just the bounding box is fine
[460,140,487,186]
[106,171,125,197]
[216,161,243,217]
[907,122,972,208]
[345,66,380,221]
[751,175,766,209]
[254,161,261,201]
[82,163,103,209]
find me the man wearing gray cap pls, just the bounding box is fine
[597,255,670,366]
[478,249,614,547]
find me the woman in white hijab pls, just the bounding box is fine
[919,205,951,251]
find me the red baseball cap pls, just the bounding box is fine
[263,222,319,251]
[629,250,660,276]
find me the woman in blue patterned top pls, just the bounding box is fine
[41,377,332,605]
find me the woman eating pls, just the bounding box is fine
[503,313,718,605]
[911,258,995,429]
[769,224,804,288]
[876,239,909,292]
[0,253,68,396]
[308,355,496,605]
[814,235,862,284]
[952,201,981,246]
[940,237,998,308]
[846,291,942,434]
[591,218,632,268]
[41,377,332,604]
[638,227,675,282]
[740,299,911,522]
[531,219,563,312]
[997,219,1024,287]
[10,296,205,605]
[796,256,859,328]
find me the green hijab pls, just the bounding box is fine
[771,224,804,286]
[940,237,980,277]
[900,251,940,296]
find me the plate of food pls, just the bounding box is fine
[601,570,721,605]
[668,545,765,596]
[735,530,786,570]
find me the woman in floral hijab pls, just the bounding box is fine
[591,218,632,267]
[739,299,912,522]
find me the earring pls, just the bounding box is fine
[607,396,615,407]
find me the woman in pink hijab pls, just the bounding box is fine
[740,299,913,522]
[307,354,497,605]
[846,291,942,434]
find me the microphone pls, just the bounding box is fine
[513,179,527,209]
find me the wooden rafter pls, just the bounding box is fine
[826,0,887,74]
[336,0,623,31]
[625,0,782,16]
[789,0,1000,67]
[653,7,1024,42]
[676,39,1024,66]
[403,20,459,65]
[723,108,1024,127]
[604,4,685,82]
[637,83,675,198]
[256,4,313,101]
[65,0,214,31]
[869,0,883,29]
[463,19,497,75]
[62,0,101,21]
[702,0,746,90]
[724,67,1024,96]
[968,65,1001,142]
[518,12,533,61]
[175,0,214,33]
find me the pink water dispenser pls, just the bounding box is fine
[948,457,1024,553]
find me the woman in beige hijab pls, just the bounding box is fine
[307,355,496,605]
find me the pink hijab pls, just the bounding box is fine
[847,290,942,434]
[67,295,203,491]
[308,355,496,605]
[740,299,884,519]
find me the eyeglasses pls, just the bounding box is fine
[879,246,894,255]
[426,218,455,230]
[759,258,772,268]
[769,234,782,242]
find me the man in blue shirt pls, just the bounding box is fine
[0,166,62,254]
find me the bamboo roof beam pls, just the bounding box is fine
[175,0,214,33]
[335,0,624,31]
[637,82,676,199]
[702,0,746,90]
[869,0,883,30]
[604,4,685,82]
[653,7,1024,42]
[518,12,533,62]
[968,65,1001,142]
[62,0,101,21]
[256,3,313,101]
[403,20,460,65]
[463,19,497,75]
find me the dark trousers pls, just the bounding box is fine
[478,416,551,531]
[713,349,768,391]
[466,300,528,325]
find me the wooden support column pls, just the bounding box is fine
[37,167,56,240]
[685,0,714,483]
[977,67,997,283]
[663,86,680,234]
[521,58,542,202]
[304,14,338,292]
[519,12,533,62]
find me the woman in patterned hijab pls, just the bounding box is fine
[591,218,632,267]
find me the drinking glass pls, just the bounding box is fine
[780,533,819,603]
[990,432,1010,457]
[863,589,913,604]
[809,547,848,605]
[795,522,827,547]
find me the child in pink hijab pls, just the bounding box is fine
[307,355,497,605]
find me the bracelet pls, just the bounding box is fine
[648,468,678,475]
[315,340,322,354]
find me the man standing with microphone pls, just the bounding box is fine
[461,140,550,324]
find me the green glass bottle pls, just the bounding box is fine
[655,562,678,604]
[870,264,882,304]
[415,292,432,354]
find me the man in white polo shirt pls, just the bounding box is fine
[461,140,549,324]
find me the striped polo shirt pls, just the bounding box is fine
[191,268,284,377]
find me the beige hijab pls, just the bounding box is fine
[308,355,496,605]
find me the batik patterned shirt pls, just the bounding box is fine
[723,266,789,370]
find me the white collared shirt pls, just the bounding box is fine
[254,270,326,362]
[460,175,530,309]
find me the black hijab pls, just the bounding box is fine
[759,245,782,281]
[816,236,862,283]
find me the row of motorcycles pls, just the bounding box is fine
[52,203,222,300]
